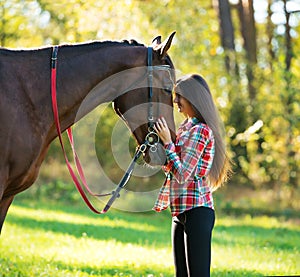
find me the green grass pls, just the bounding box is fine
[0,197,299,277]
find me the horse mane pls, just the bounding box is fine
[0,37,175,70]
[0,39,145,56]
[61,39,145,50]
[121,39,145,47]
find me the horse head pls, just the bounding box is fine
[113,32,176,166]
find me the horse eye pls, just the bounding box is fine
[163,88,171,94]
[163,85,173,94]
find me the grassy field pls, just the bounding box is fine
[0,196,299,277]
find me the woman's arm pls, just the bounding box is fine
[154,117,213,184]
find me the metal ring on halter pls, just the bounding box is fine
[139,143,147,153]
[150,144,157,153]
[145,131,160,146]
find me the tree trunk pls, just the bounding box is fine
[266,0,275,69]
[283,0,298,192]
[283,0,292,71]
[213,0,236,73]
[237,0,257,102]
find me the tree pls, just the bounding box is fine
[213,0,236,74]
[0,0,23,46]
[1,0,299,200]
[237,0,257,102]
[282,0,299,192]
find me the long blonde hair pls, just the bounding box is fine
[175,74,232,190]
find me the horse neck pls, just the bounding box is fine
[51,42,147,134]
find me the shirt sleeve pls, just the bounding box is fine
[164,125,212,184]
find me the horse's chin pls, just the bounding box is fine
[143,143,166,166]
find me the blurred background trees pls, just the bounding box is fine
[1,0,299,209]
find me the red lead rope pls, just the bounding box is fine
[51,46,109,214]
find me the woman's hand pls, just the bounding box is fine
[154,117,172,145]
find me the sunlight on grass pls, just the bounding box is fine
[1,202,299,277]
[1,203,174,276]
[212,215,300,276]
[3,224,173,275]
[8,205,159,233]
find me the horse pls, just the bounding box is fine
[0,32,176,233]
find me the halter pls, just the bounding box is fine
[147,46,154,129]
[102,47,173,212]
[144,47,159,152]
[144,47,173,153]
[51,45,173,213]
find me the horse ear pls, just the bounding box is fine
[155,31,176,59]
[151,36,162,47]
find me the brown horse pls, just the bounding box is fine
[0,32,176,233]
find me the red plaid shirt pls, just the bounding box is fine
[153,118,215,216]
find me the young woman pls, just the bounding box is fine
[153,74,232,277]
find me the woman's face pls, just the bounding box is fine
[173,93,196,118]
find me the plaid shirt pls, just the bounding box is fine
[153,118,215,216]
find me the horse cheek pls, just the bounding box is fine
[148,144,166,166]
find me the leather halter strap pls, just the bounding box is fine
[147,47,154,129]
[50,45,167,213]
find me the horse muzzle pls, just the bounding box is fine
[143,142,166,166]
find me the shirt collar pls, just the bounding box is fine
[180,117,200,131]
[189,117,200,125]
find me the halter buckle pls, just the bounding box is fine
[145,131,159,146]
[150,145,157,153]
[139,143,147,153]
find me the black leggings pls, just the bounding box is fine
[172,206,215,277]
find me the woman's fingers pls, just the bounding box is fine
[161,117,167,126]
[154,117,172,145]
[156,117,168,130]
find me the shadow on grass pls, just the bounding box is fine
[0,255,265,277]
[7,199,299,252]
[214,190,300,221]
[0,256,173,277]
[219,205,299,220]
[211,269,263,277]
[213,223,299,252]
[4,200,299,277]
[6,199,171,247]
